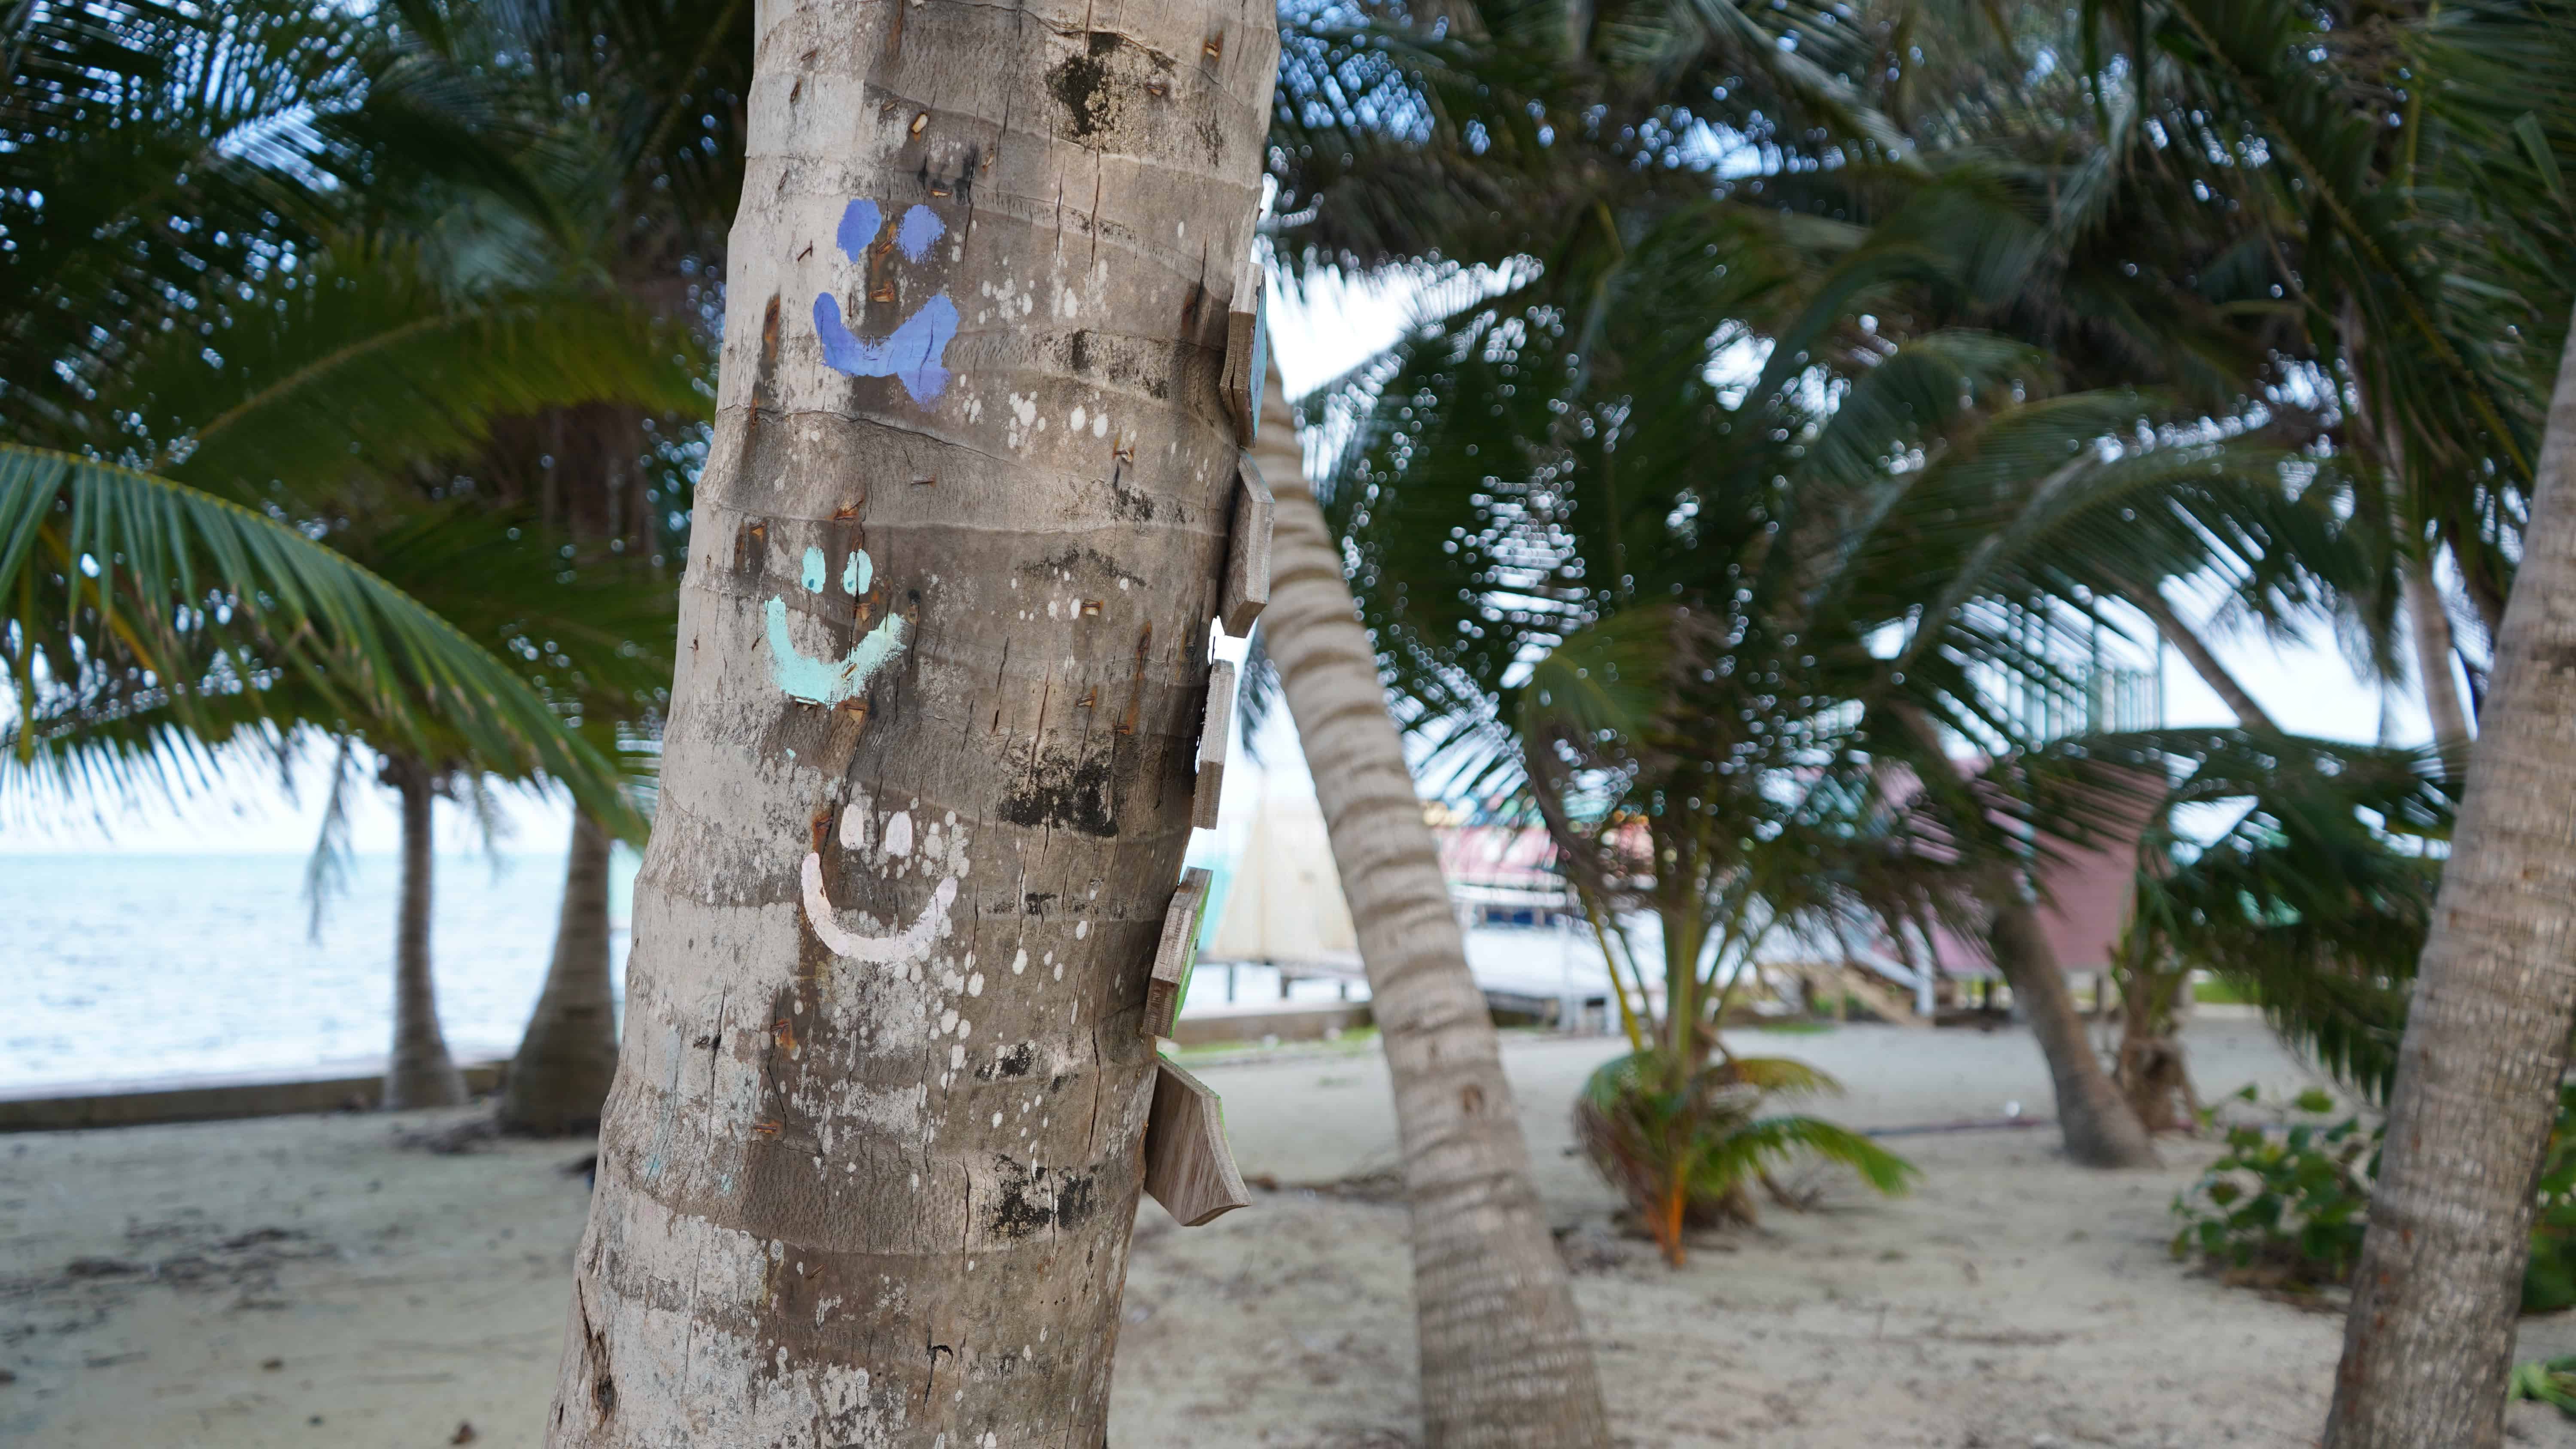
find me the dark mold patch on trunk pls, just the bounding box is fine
[998,746,1118,837]
[1108,468,1154,521]
[975,1041,1039,1081]
[1048,32,1121,139]
[988,1157,1100,1238]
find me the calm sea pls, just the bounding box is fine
[0,852,635,1092]
[0,852,1341,1093]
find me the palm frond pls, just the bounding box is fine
[1695,1115,1920,1198]
[0,443,644,839]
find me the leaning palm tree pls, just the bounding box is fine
[3,0,699,1107]
[2073,0,2573,766]
[2327,312,2576,1449]
[293,504,678,1107]
[2093,729,2451,1126]
[1318,202,2359,1169]
[363,0,750,1132]
[1251,367,1615,1443]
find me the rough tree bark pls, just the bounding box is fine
[542,0,1276,1440]
[383,755,468,1110]
[2323,315,2576,1447]
[500,811,621,1134]
[1250,366,1613,1448]
[2119,583,2281,734]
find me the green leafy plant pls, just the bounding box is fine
[2175,1085,2576,1312]
[2508,1356,2576,1418]
[1575,1050,1916,1265]
[2170,1089,2374,1295]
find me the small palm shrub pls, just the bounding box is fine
[2173,1085,2576,1311]
[1574,1050,1916,1265]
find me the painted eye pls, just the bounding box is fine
[894,205,944,261]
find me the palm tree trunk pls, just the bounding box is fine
[383,755,467,1110]
[1251,368,1612,1449]
[1905,722,2157,1167]
[2404,550,2474,762]
[2342,302,2473,765]
[2119,583,2281,734]
[499,811,620,1135]
[2322,315,2576,1448]
[1986,891,2157,1167]
[543,3,1276,1441]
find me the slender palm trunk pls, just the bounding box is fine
[1987,891,2157,1167]
[2404,551,2474,763]
[543,3,1275,1440]
[499,812,620,1134]
[2343,303,2473,766]
[383,756,467,1110]
[1908,726,2157,1167]
[2323,315,2576,1448]
[2120,583,2281,734]
[1251,369,1612,1449]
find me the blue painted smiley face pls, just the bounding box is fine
[814,199,957,404]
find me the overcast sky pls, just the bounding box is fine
[3,274,2426,856]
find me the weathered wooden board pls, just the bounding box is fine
[1143,1055,1252,1227]
[1219,246,1268,443]
[1218,454,1273,637]
[1143,867,1211,1040]
[1193,659,1235,830]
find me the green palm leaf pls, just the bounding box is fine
[1696,1115,1920,1200]
[0,443,644,838]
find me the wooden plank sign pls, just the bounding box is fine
[1142,866,1210,1040]
[1192,658,1235,830]
[1218,453,1273,638]
[1143,1055,1252,1226]
[1219,245,1268,443]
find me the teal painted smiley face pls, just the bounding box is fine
[767,545,903,706]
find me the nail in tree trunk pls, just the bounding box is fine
[500,811,620,1134]
[541,0,1276,1439]
[384,756,468,1110]
[2323,312,2576,1449]
[1249,367,1613,1448]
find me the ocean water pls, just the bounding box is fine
[0,853,634,1092]
[0,852,1355,1094]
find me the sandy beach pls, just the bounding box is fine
[6,1016,2574,1448]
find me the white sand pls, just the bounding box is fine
[6,1017,2575,1448]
